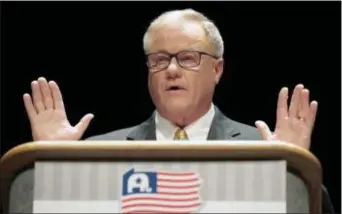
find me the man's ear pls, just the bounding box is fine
[214,58,224,84]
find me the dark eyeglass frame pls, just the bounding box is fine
[145,50,220,72]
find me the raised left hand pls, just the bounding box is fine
[255,84,318,150]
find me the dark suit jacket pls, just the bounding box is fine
[88,106,335,213]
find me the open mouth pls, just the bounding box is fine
[167,86,185,91]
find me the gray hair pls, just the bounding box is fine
[143,9,224,58]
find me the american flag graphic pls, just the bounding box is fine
[121,168,202,213]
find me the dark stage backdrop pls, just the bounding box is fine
[1,1,341,211]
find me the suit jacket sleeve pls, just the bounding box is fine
[322,185,335,213]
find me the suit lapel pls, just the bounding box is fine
[126,112,157,140]
[126,106,241,140]
[207,106,241,140]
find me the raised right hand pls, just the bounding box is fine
[23,77,94,141]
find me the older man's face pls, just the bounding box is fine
[146,20,223,120]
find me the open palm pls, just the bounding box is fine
[255,84,318,150]
[23,77,94,141]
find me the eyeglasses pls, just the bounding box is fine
[146,50,219,73]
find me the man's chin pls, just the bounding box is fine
[163,102,191,116]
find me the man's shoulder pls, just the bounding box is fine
[226,118,262,140]
[85,125,138,141]
[212,106,261,140]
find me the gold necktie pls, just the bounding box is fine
[174,128,189,140]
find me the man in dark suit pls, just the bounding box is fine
[22,9,334,213]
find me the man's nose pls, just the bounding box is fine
[165,57,182,79]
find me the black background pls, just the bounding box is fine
[1,1,341,211]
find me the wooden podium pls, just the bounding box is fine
[0,141,322,213]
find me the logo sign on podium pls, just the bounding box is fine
[121,168,202,213]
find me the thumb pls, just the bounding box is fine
[75,113,94,136]
[255,120,273,140]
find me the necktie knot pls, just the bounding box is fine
[174,128,189,140]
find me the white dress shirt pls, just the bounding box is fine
[155,103,215,140]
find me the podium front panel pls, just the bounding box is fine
[29,161,289,213]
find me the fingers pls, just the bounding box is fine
[308,101,318,128]
[284,83,318,128]
[38,77,54,109]
[23,93,37,120]
[49,81,65,110]
[31,80,45,113]
[255,120,273,140]
[28,77,65,113]
[299,89,318,127]
[299,89,310,116]
[75,113,95,136]
[276,87,289,121]
[288,84,304,118]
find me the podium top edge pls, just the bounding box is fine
[33,140,293,146]
[1,140,319,165]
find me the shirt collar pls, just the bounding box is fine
[155,103,215,140]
